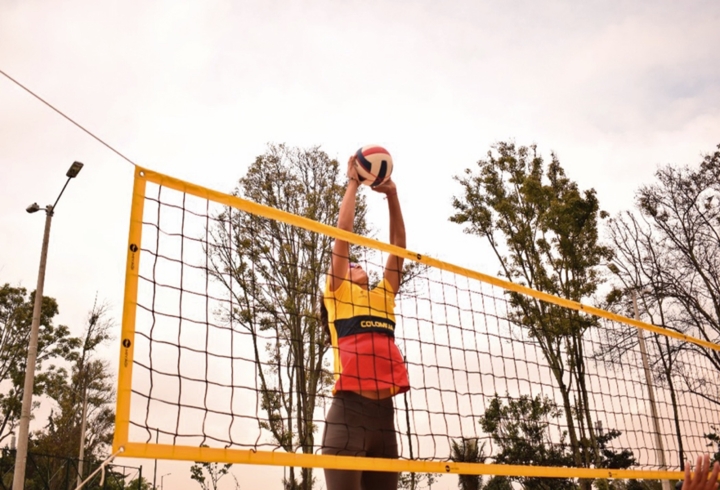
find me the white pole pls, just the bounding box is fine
[632,291,671,490]
[161,472,171,490]
[12,206,54,490]
[76,388,89,488]
[153,430,158,489]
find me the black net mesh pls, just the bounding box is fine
[123,179,720,475]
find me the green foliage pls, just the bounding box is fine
[0,447,145,490]
[190,447,237,490]
[479,393,575,490]
[705,425,720,463]
[0,283,80,445]
[449,438,485,490]
[483,476,512,490]
[397,472,439,489]
[475,388,634,489]
[0,447,15,488]
[476,393,633,488]
[614,480,663,490]
[451,142,612,473]
[450,142,611,301]
[209,144,369,490]
[31,301,116,465]
[595,429,636,469]
[99,469,151,490]
[125,476,153,490]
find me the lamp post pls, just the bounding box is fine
[160,472,171,490]
[152,430,159,490]
[12,161,84,490]
[631,290,671,490]
[75,387,89,488]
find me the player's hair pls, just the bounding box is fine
[318,294,331,346]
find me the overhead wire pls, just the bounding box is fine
[0,68,139,167]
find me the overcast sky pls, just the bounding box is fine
[1,1,720,488]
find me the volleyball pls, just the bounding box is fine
[355,145,393,187]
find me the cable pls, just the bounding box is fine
[0,68,139,167]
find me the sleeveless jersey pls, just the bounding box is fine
[324,275,410,396]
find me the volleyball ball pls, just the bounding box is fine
[355,145,393,187]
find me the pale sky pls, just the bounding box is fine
[1,1,720,488]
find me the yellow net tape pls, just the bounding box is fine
[114,166,719,481]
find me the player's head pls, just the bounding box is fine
[349,262,369,288]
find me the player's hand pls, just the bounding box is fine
[371,177,397,196]
[347,156,360,184]
[683,454,720,490]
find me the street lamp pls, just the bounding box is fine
[12,161,84,490]
[160,472,171,490]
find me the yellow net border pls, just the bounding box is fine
[113,166,718,480]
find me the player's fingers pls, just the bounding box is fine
[702,455,711,477]
[709,461,720,490]
[347,156,359,179]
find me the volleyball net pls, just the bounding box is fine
[113,166,720,481]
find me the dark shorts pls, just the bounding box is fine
[321,391,399,490]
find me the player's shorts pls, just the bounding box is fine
[321,391,399,490]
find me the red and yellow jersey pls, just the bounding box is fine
[324,275,410,397]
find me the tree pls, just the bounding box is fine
[604,213,687,467]
[478,393,577,490]
[633,146,720,375]
[588,428,639,490]
[595,429,636,470]
[483,476,512,490]
[100,469,152,490]
[605,144,720,465]
[31,301,116,471]
[704,425,720,463]
[190,448,238,490]
[126,476,153,490]
[450,142,613,476]
[624,481,663,490]
[0,447,14,488]
[208,144,370,490]
[398,472,439,490]
[449,438,485,490]
[0,283,79,445]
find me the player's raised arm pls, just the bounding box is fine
[682,454,720,490]
[373,178,405,294]
[329,156,360,291]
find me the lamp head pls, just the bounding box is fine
[26,203,41,214]
[66,161,84,178]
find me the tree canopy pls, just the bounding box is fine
[0,284,79,445]
[209,144,370,490]
[451,142,612,474]
[606,144,720,465]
